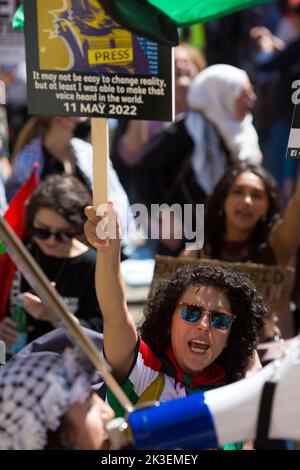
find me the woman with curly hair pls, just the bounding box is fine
[182,162,300,340]
[84,204,267,449]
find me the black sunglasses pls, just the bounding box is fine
[32,227,74,244]
[177,302,236,331]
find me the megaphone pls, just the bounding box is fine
[108,336,300,449]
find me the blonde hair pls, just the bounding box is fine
[178,42,206,73]
[11,116,53,163]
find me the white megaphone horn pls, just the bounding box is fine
[206,335,300,446]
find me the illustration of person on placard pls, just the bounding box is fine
[37,0,152,75]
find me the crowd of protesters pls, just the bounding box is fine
[1,0,300,450]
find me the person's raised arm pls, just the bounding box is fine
[250,26,285,55]
[269,176,300,265]
[84,204,138,382]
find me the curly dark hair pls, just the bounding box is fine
[140,264,267,383]
[25,174,92,236]
[204,163,280,260]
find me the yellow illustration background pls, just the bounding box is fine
[37,0,134,71]
[38,0,72,70]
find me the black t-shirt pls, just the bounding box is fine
[135,117,206,207]
[18,244,102,343]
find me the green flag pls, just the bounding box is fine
[12,4,24,30]
[99,0,274,43]
[14,1,274,45]
[148,0,274,27]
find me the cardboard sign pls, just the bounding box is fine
[152,255,295,312]
[24,0,173,120]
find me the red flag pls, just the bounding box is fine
[0,163,39,319]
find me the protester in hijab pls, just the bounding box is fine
[185,63,262,195]
[135,64,262,255]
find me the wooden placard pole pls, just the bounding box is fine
[91,117,109,245]
[91,117,109,207]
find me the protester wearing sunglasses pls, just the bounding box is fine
[32,227,74,244]
[0,175,103,356]
[84,203,267,450]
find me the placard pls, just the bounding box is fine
[24,0,173,120]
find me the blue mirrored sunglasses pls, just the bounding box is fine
[177,302,236,331]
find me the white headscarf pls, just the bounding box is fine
[186,64,262,194]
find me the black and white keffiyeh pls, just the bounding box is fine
[0,348,95,450]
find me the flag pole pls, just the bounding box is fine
[0,216,134,414]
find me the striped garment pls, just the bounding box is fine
[106,338,242,450]
[107,337,224,416]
